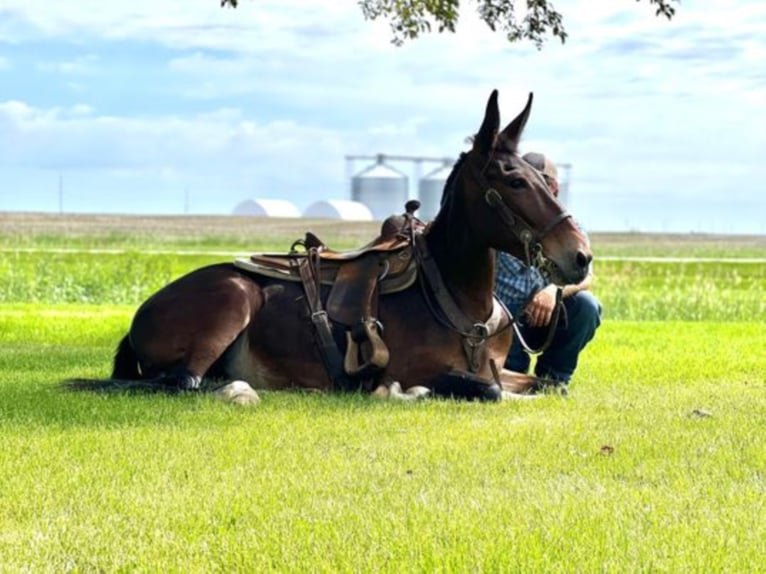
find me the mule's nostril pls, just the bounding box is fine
[576,251,592,269]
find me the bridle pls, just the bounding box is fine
[473,155,572,278]
[474,153,571,355]
[412,151,572,371]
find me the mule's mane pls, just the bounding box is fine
[439,152,468,210]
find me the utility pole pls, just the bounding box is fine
[58,174,63,214]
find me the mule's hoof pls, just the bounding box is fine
[372,381,428,402]
[372,383,391,400]
[372,381,410,401]
[389,382,427,402]
[215,380,260,406]
[160,372,201,391]
[481,383,503,402]
[388,381,404,397]
[405,385,431,400]
[501,390,540,401]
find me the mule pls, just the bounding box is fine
[73,90,591,403]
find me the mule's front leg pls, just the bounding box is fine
[152,368,202,392]
[430,369,503,402]
[497,368,551,399]
[372,380,431,401]
[214,380,261,406]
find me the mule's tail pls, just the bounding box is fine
[62,334,149,392]
[111,334,141,379]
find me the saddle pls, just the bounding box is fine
[234,200,426,390]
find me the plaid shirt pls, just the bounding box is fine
[495,225,592,313]
[494,251,546,313]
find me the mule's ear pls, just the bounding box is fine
[497,92,533,153]
[473,89,500,155]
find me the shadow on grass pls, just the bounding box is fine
[0,373,397,431]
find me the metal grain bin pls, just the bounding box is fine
[556,164,571,208]
[418,162,454,221]
[351,155,409,221]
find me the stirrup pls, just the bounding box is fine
[344,318,390,377]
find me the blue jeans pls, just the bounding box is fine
[504,291,602,382]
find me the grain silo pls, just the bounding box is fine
[351,155,409,221]
[303,200,373,221]
[418,162,454,221]
[556,163,572,208]
[232,199,300,218]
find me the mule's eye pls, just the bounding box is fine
[509,178,527,189]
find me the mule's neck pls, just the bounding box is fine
[426,200,497,322]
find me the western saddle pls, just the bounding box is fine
[234,200,425,391]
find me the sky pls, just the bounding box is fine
[1,0,765,234]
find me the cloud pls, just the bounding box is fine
[0,100,337,169]
[0,98,355,213]
[36,53,100,75]
[0,0,764,231]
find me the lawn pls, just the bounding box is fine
[0,214,764,572]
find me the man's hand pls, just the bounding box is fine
[523,284,559,327]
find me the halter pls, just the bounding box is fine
[473,155,571,355]
[473,158,572,273]
[416,152,572,370]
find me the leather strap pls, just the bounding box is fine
[413,234,492,372]
[506,286,564,356]
[296,250,349,390]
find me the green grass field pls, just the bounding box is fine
[0,213,764,572]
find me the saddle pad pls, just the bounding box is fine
[233,256,418,295]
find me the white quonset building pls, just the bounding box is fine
[303,200,373,221]
[232,199,301,218]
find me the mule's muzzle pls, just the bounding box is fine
[540,248,591,286]
[577,249,592,270]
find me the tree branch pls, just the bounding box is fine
[220,0,679,48]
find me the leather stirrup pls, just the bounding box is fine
[343,318,390,377]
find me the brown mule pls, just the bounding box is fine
[77,90,591,403]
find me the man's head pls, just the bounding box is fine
[522,152,559,197]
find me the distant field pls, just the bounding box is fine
[0,212,764,571]
[0,212,382,252]
[3,211,766,257]
[1,212,763,321]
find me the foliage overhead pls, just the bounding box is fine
[220,0,678,48]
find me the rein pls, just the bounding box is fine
[495,288,563,356]
[413,233,507,372]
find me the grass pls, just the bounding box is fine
[0,214,764,571]
[1,253,762,321]
[1,312,764,571]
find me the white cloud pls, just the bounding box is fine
[0,100,339,169]
[1,0,765,231]
[0,99,354,213]
[36,54,99,75]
